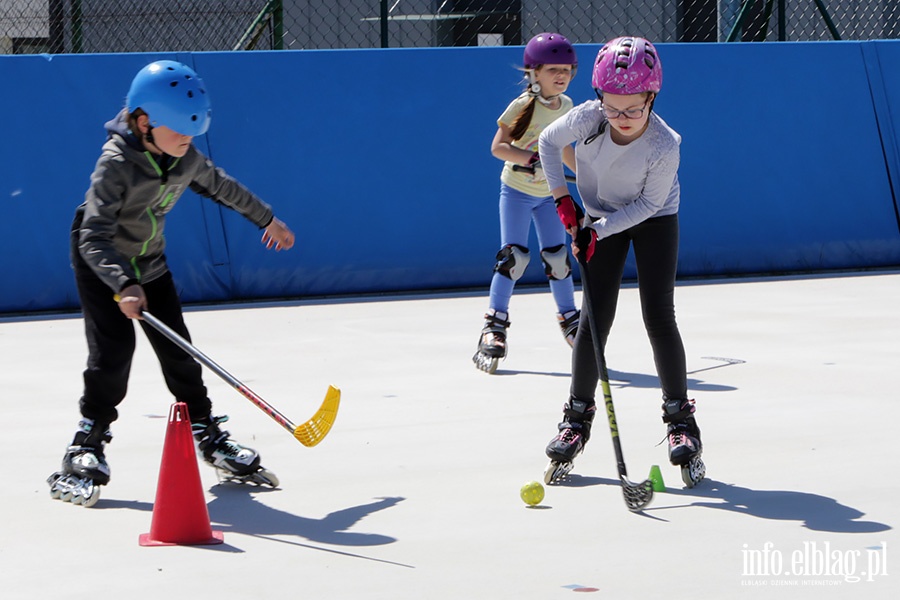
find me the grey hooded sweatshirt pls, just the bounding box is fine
[72,108,274,293]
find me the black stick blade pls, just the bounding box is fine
[622,477,654,512]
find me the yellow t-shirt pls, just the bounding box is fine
[498,92,573,197]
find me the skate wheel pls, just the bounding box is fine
[47,472,64,499]
[60,490,75,503]
[472,352,500,374]
[80,486,101,508]
[543,460,573,485]
[49,479,64,500]
[254,469,280,488]
[215,467,280,487]
[681,457,706,488]
[543,464,555,485]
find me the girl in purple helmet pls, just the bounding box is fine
[48,61,295,507]
[473,32,580,374]
[539,37,705,488]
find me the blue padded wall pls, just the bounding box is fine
[1,42,898,314]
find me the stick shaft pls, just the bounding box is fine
[599,364,629,478]
[141,311,297,433]
[577,257,629,479]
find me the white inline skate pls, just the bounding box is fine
[192,415,279,487]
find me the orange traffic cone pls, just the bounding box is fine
[139,402,224,546]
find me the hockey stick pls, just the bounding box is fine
[140,310,340,447]
[575,247,654,512]
[512,163,577,183]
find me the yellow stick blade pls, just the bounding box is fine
[293,385,341,447]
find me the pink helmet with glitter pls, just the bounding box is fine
[592,36,662,95]
[523,32,577,69]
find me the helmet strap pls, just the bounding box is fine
[535,92,557,106]
[527,72,559,106]
[586,121,606,145]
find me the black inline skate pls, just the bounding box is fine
[556,309,580,348]
[544,398,596,483]
[472,309,510,374]
[192,415,279,487]
[47,419,112,508]
[662,398,706,488]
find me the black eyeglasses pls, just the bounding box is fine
[601,103,647,120]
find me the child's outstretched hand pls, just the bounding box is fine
[262,217,295,251]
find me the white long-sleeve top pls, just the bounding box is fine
[538,100,681,240]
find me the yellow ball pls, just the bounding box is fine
[520,480,545,506]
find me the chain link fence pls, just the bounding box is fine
[2,1,898,54]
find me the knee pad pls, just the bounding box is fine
[494,244,530,281]
[541,244,571,280]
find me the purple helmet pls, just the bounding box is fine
[523,32,577,69]
[592,37,662,95]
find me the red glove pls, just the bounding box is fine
[555,194,584,231]
[574,227,598,263]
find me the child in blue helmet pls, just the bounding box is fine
[48,60,294,507]
[472,32,580,375]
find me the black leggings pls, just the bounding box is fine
[73,255,211,425]
[570,213,687,402]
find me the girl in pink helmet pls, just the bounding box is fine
[473,32,581,374]
[538,37,705,488]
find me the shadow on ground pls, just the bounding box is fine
[207,486,406,546]
[552,474,890,533]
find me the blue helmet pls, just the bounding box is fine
[126,60,212,136]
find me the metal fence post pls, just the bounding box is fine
[381,0,389,48]
[71,0,84,53]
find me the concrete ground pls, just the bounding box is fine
[1,271,897,599]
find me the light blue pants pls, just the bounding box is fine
[489,183,576,314]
